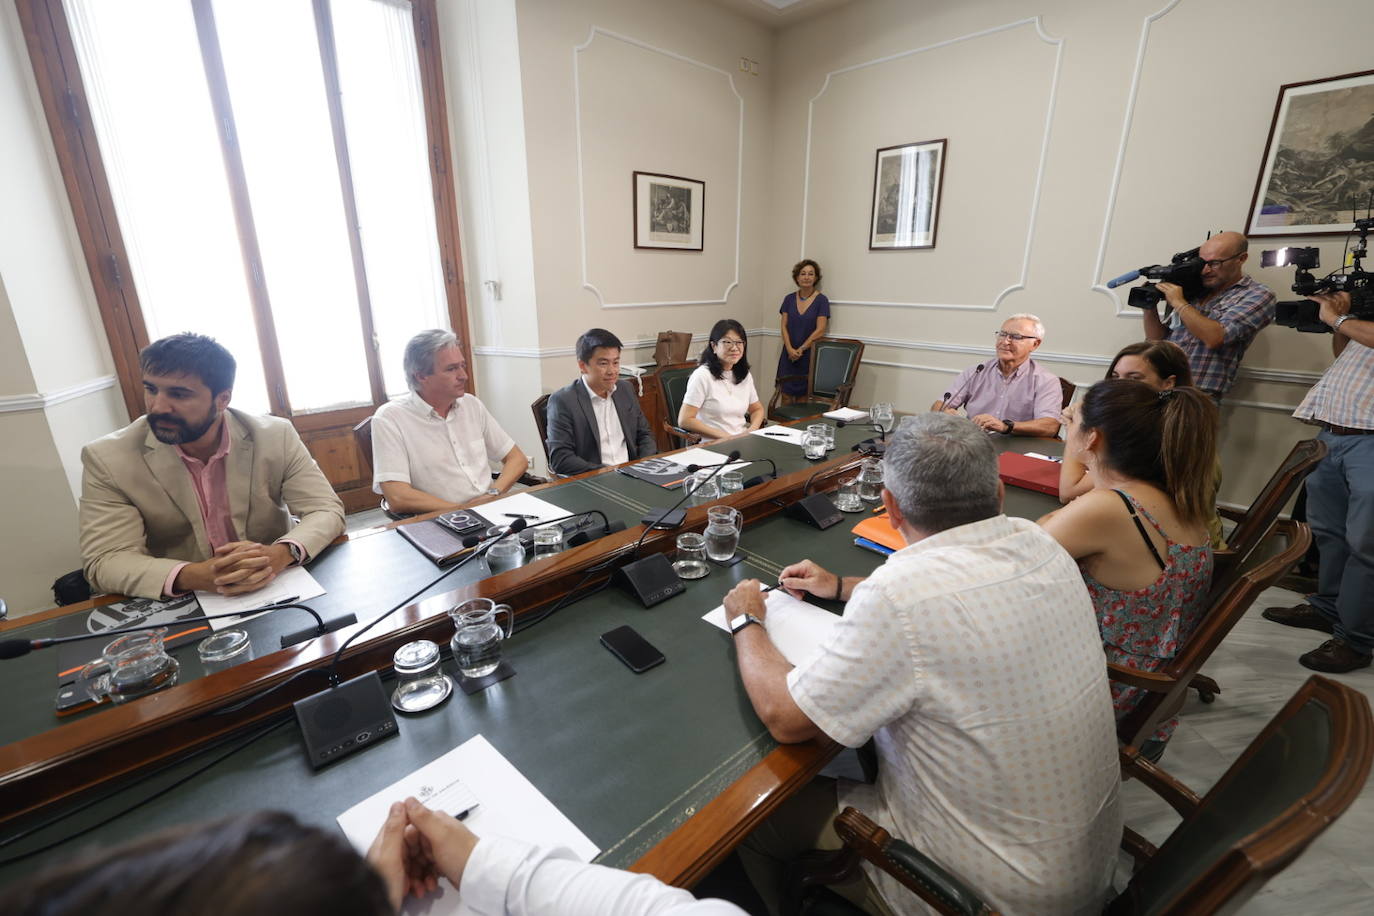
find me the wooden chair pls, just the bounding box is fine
[656,361,705,449]
[768,337,866,421]
[531,393,553,468]
[1058,376,1076,410]
[1109,519,1310,748]
[791,673,1372,916]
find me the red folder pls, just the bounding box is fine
[998,452,1060,497]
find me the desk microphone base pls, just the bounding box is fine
[294,671,399,770]
[784,493,844,530]
[614,554,685,607]
[279,612,357,649]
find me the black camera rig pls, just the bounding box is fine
[1263,207,1374,333]
[1107,247,1207,309]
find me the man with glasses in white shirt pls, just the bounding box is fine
[931,313,1062,437]
[545,328,657,476]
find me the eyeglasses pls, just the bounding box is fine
[1202,252,1243,270]
[994,330,1039,343]
[717,338,745,350]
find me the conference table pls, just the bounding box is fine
[0,420,1062,890]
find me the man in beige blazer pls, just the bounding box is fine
[80,334,345,599]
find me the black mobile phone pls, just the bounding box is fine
[600,625,665,674]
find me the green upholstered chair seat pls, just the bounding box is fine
[772,401,830,420]
[768,338,865,422]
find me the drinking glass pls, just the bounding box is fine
[719,470,744,496]
[80,629,179,704]
[197,628,252,674]
[391,639,452,712]
[673,532,709,579]
[486,536,526,575]
[687,469,720,506]
[802,428,827,460]
[449,598,514,679]
[532,527,563,560]
[822,424,836,451]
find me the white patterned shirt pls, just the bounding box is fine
[1293,337,1374,430]
[371,392,515,506]
[788,515,1122,915]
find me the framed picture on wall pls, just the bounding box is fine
[633,171,705,251]
[1246,68,1374,237]
[869,138,947,250]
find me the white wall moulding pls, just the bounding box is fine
[0,376,116,414]
[800,18,1063,312]
[573,27,742,310]
[1089,0,1183,315]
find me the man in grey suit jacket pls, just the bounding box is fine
[545,329,657,476]
[80,334,345,599]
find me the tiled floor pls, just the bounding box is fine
[348,499,1371,910]
[1117,584,1374,912]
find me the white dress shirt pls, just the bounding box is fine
[788,515,1122,915]
[682,366,758,438]
[581,377,629,467]
[371,392,516,506]
[460,836,745,915]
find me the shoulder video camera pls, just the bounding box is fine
[1106,248,1207,309]
[1263,214,1374,334]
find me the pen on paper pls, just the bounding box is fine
[454,804,479,820]
[762,432,790,437]
[503,513,538,520]
[252,594,299,610]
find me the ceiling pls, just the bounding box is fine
[707,0,860,29]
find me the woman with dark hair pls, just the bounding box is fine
[1039,380,1217,755]
[679,319,764,440]
[1059,340,1225,548]
[7,800,745,915]
[775,259,830,402]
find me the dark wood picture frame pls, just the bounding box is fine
[633,171,705,251]
[868,138,946,250]
[1245,68,1374,238]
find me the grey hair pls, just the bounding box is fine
[403,329,460,392]
[882,413,1001,534]
[1005,312,1045,339]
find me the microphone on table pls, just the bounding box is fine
[637,449,741,538]
[837,418,888,457]
[686,455,778,490]
[0,600,349,659]
[939,362,986,413]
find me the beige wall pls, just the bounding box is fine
[765,0,1368,505]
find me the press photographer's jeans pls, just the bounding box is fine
[1306,429,1374,655]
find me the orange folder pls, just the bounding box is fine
[998,452,1060,497]
[851,514,905,552]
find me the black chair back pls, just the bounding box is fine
[811,340,861,401]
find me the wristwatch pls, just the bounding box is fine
[282,541,306,567]
[486,487,500,496]
[1333,314,1355,332]
[729,613,763,636]
[1002,418,1015,435]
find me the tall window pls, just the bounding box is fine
[20,0,468,425]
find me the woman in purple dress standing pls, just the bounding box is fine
[776,259,830,402]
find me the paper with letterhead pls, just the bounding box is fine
[476,491,568,526]
[823,407,867,421]
[336,734,599,916]
[703,588,841,669]
[195,565,326,631]
[750,425,806,445]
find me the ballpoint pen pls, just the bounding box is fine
[503,512,538,520]
[762,432,790,437]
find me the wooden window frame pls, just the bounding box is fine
[15,0,473,425]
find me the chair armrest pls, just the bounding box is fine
[1217,505,1246,522]
[1106,663,1178,694]
[1119,748,1201,818]
[661,419,702,446]
[833,382,855,407]
[834,808,997,916]
[1120,826,1158,871]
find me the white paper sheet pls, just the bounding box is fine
[476,491,568,526]
[195,565,326,630]
[823,407,868,421]
[671,447,734,468]
[750,425,806,445]
[703,588,840,668]
[337,735,599,916]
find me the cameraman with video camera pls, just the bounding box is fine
[1142,231,1275,402]
[1263,289,1374,673]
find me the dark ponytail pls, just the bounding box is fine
[1079,380,1218,527]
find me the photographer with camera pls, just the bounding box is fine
[1142,231,1275,402]
[1263,289,1374,673]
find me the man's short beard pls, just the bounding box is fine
[148,406,219,445]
